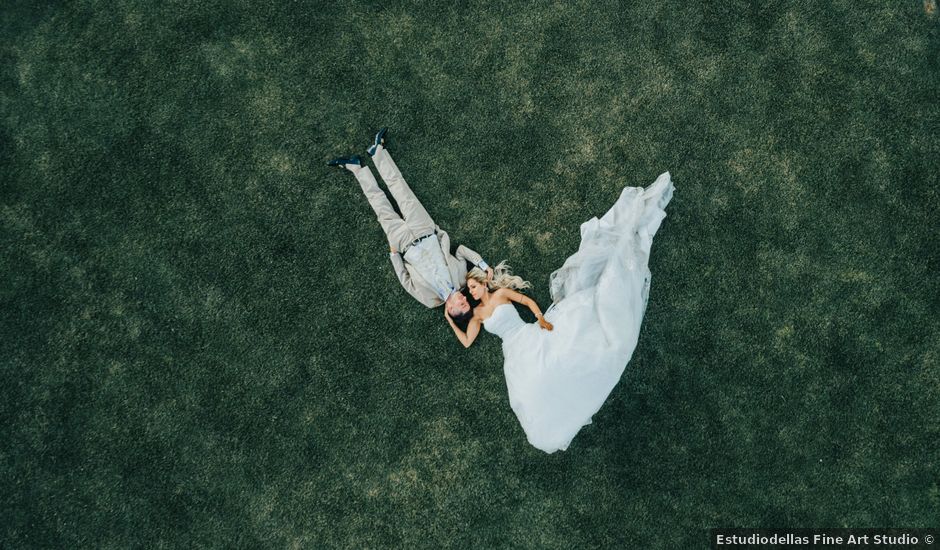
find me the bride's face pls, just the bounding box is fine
[467,278,486,300]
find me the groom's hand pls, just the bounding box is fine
[390,246,398,254]
[486,267,494,281]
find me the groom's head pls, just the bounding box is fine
[445,290,471,317]
[446,288,476,332]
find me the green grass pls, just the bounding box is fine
[2,0,938,547]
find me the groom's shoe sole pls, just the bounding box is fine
[327,155,363,168]
[367,127,388,156]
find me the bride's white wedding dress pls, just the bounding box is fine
[482,172,674,453]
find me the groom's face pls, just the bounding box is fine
[445,291,471,316]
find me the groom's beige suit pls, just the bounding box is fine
[350,146,487,308]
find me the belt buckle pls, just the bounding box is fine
[404,234,428,255]
[412,233,431,248]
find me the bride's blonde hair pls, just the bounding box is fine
[467,260,532,291]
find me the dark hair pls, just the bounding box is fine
[450,308,475,333]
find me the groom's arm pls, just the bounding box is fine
[455,244,489,271]
[437,228,488,270]
[389,251,438,308]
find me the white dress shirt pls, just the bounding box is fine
[403,234,457,301]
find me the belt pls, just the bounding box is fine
[403,233,434,254]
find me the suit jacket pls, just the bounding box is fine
[389,226,484,308]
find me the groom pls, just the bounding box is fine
[328,128,491,325]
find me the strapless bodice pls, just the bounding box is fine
[482,303,526,340]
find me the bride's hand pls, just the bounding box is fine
[537,315,553,331]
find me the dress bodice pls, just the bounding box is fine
[482,303,526,340]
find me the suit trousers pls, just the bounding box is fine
[351,146,436,252]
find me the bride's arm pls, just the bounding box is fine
[444,310,483,348]
[501,289,553,331]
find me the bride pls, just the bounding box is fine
[444,172,675,453]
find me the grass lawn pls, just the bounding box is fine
[2,1,938,547]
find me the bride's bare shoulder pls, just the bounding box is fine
[491,288,511,299]
[493,287,525,303]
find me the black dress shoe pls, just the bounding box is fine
[367,127,388,156]
[327,155,363,168]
